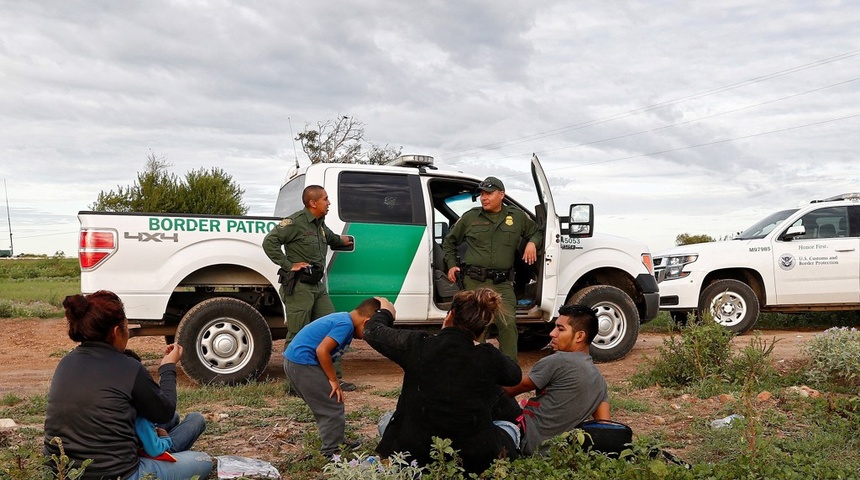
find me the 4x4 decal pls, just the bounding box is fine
[124,232,179,242]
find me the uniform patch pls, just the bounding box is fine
[505,215,514,226]
[279,218,293,227]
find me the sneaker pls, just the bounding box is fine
[343,439,362,451]
[339,380,357,392]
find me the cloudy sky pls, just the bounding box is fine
[2,1,859,257]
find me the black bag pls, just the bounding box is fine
[576,420,633,457]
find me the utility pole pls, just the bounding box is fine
[3,179,11,257]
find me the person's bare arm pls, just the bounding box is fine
[316,336,343,403]
[593,401,610,420]
[502,374,538,397]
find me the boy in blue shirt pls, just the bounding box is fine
[284,297,381,458]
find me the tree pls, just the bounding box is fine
[90,152,248,215]
[296,115,402,165]
[675,233,716,246]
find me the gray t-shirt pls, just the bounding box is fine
[520,350,608,455]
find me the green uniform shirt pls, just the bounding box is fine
[442,204,542,271]
[262,208,346,270]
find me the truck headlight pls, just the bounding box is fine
[661,254,698,280]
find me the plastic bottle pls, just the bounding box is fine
[710,413,744,429]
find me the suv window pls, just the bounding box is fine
[786,206,848,239]
[338,172,425,225]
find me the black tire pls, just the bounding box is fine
[568,285,640,362]
[175,297,273,386]
[670,311,691,327]
[698,279,759,334]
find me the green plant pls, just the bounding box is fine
[632,321,734,389]
[47,437,92,480]
[804,326,860,390]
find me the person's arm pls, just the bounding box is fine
[316,336,343,403]
[442,215,467,281]
[593,401,610,420]
[523,212,543,252]
[502,374,539,397]
[132,345,181,424]
[135,417,173,457]
[262,225,291,269]
[363,304,425,367]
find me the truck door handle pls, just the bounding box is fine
[835,248,855,252]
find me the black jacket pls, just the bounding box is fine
[43,341,177,480]
[364,309,521,473]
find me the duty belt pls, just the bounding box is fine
[464,265,511,284]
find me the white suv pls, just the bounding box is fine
[653,193,860,332]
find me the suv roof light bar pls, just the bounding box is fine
[387,154,434,168]
[811,192,860,203]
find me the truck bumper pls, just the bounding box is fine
[656,276,701,310]
[636,273,660,321]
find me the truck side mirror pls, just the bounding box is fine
[565,204,594,238]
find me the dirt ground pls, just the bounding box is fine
[0,317,822,471]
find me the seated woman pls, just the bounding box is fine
[364,288,522,474]
[43,290,212,480]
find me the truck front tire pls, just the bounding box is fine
[568,285,639,362]
[176,297,273,385]
[698,279,759,334]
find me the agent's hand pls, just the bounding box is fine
[161,343,183,366]
[329,379,343,403]
[522,242,537,265]
[290,261,311,272]
[375,297,396,317]
[341,235,354,246]
[447,266,461,283]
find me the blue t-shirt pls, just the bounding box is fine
[284,312,354,365]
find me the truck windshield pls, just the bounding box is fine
[735,209,798,240]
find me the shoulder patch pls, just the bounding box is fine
[279,218,293,227]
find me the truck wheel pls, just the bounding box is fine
[175,297,273,386]
[568,285,639,362]
[698,279,759,334]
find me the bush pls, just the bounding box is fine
[632,321,780,394]
[804,327,860,390]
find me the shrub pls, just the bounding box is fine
[804,327,860,390]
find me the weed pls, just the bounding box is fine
[803,326,860,391]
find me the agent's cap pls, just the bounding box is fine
[476,176,505,193]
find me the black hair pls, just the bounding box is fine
[557,303,598,344]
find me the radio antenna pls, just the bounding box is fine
[288,117,300,169]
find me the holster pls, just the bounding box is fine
[466,265,511,284]
[278,268,299,295]
[298,265,324,284]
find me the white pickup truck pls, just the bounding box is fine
[78,155,659,385]
[654,193,860,333]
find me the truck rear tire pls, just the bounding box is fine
[698,279,759,334]
[176,297,273,385]
[568,285,639,362]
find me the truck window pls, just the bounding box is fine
[273,174,306,217]
[735,209,797,240]
[338,172,425,225]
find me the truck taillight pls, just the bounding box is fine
[79,230,117,270]
[641,254,654,275]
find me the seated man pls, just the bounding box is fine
[501,304,610,455]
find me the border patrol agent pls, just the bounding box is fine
[263,185,356,389]
[442,176,542,359]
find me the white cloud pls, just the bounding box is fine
[1,0,859,256]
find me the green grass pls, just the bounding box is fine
[641,310,860,333]
[0,258,80,318]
